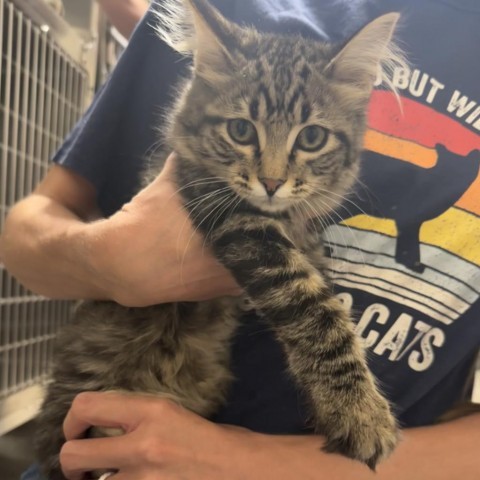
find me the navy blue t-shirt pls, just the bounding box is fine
[53,0,480,433]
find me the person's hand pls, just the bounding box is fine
[87,153,241,306]
[58,390,480,480]
[59,392,376,480]
[59,392,278,480]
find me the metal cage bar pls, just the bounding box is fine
[0,0,93,435]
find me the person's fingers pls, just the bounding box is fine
[98,473,116,480]
[98,471,153,480]
[142,152,184,203]
[63,392,143,441]
[162,152,177,173]
[155,152,177,183]
[60,436,133,479]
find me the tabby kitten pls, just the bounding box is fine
[36,1,402,477]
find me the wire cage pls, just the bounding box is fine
[0,0,96,435]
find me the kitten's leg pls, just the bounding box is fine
[211,215,399,469]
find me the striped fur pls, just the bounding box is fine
[36,1,402,477]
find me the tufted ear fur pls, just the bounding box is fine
[154,0,242,84]
[325,13,401,93]
[186,0,239,81]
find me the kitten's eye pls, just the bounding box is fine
[295,125,328,152]
[227,119,257,145]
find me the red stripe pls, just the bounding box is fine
[367,90,480,155]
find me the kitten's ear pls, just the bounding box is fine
[325,13,401,91]
[185,0,240,82]
[155,0,241,83]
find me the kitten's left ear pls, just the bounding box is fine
[185,0,242,82]
[325,13,401,91]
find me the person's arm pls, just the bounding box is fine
[59,391,480,480]
[96,0,149,39]
[0,157,240,306]
[0,165,105,300]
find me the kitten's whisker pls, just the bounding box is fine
[178,193,232,287]
[208,193,240,235]
[306,208,321,240]
[301,200,339,295]
[179,190,231,236]
[176,188,233,263]
[344,170,376,204]
[301,200,331,251]
[316,195,368,268]
[300,185,368,267]
[171,178,227,199]
[186,190,230,215]
[144,138,165,164]
[312,185,370,219]
[203,194,236,240]
[313,195,367,270]
[203,194,240,252]
[179,189,232,237]
[192,194,236,259]
[181,192,234,271]
[182,186,232,209]
[296,201,317,237]
[180,176,226,186]
[166,135,196,140]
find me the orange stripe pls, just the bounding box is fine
[363,130,437,168]
[363,129,480,216]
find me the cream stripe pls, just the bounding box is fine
[324,225,480,302]
[330,271,459,320]
[329,259,470,314]
[333,278,454,325]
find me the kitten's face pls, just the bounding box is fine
[175,37,360,214]
[167,1,399,215]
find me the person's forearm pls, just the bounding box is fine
[0,157,239,305]
[0,195,106,300]
[97,0,149,38]
[256,413,480,480]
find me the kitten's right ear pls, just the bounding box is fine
[154,0,240,83]
[185,0,237,80]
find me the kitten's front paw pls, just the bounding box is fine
[321,391,399,470]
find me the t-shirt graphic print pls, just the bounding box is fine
[324,70,480,423]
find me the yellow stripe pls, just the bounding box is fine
[342,208,480,266]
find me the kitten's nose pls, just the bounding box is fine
[259,177,286,197]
